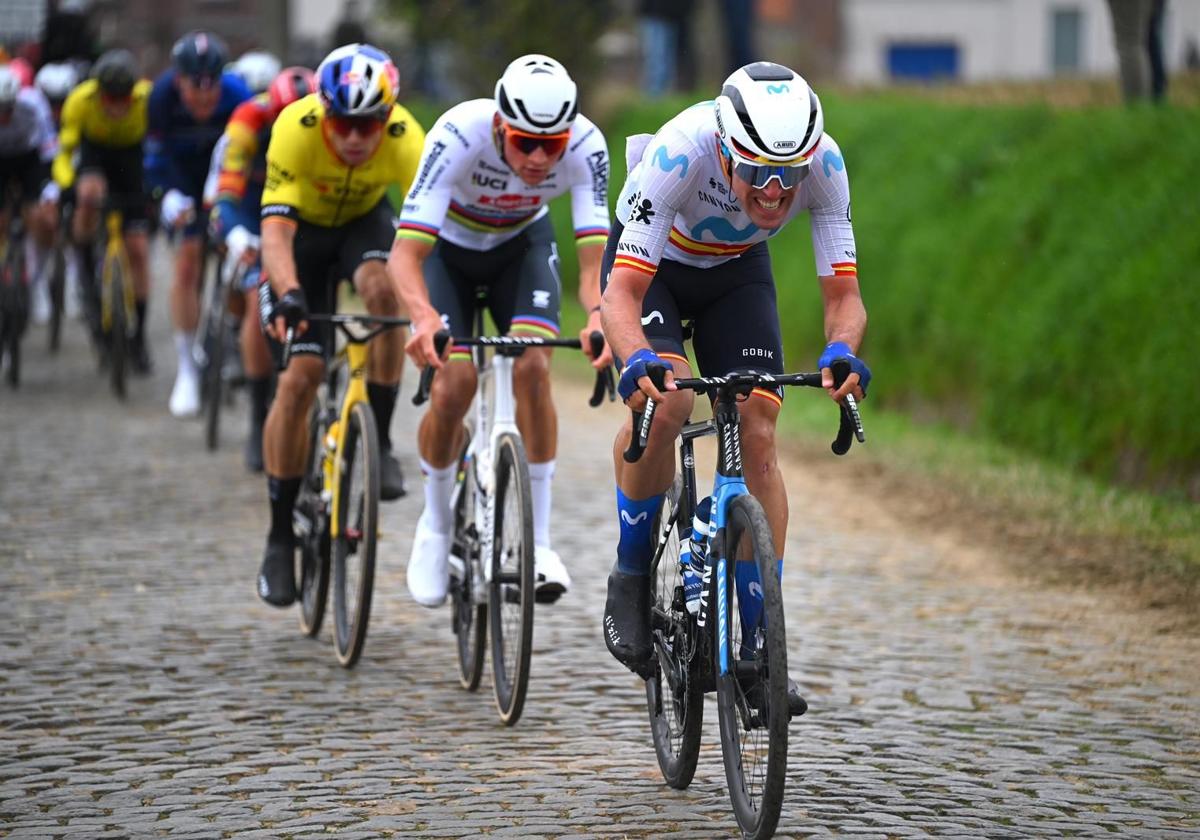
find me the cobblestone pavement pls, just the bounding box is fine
[2,266,1199,839]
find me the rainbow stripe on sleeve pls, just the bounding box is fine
[396,221,439,244]
[574,226,609,247]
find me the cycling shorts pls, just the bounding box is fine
[424,214,561,360]
[600,221,785,404]
[259,198,395,363]
[77,141,150,228]
[0,150,48,207]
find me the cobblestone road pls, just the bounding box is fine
[2,274,1198,839]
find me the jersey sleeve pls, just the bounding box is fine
[613,128,699,276]
[565,119,611,249]
[216,100,264,204]
[143,73,183,196]
[395,109,471,246]
[52,85,85,188]
[391,108,426,202]
[260,101,310,223]
[806,134,857,280]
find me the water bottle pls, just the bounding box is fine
[681,496,713,615]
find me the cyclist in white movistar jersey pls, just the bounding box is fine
[600,63,871,705]
[391,54,613,608]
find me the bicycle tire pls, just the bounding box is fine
[47,244,65,353]
[715,494,789,840]
[451,431,486,691]
[107,254,127,399]
[3,244,27,388]
[296,394,332,638]
[646,476,704,789]
[488,431,535,726]
[202,293,226,451]
[332,400,379,667]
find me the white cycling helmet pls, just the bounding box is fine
[35,62,78,103]
[494,54,578,135]
[714,61,824,166]
[234,50,282,94]
[0,66,21,107]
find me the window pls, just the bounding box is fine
[1052,8,1083,74]
[887,43,960,82]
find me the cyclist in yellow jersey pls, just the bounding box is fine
[52,50,155,371]
[255,43,425,607]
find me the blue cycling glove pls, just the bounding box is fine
[618,348,673,402]
[817,341,871,395]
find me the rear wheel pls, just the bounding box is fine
[47,243,65,353]
[646,476,704,789]
[331,401,379,667]
[202,296,226,451]
[715,494,789,840]
[451,430,486,691]
[106,255,127,399]
[488,431,534,726]
[296,392,332,638]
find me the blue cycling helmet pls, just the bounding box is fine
[172,31,228,81]
[317,43,398,118]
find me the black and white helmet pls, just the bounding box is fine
[494,54,578,135]
[714,62,824,165]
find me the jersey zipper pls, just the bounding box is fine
[334,164,354,226]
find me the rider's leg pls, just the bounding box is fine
[258,352,323,606]
[72,172,104,245]
[169,234,205,416]
[511,344,555,542]
[353,260,405,449]
[125,227,151,367]
[241,279,273,472]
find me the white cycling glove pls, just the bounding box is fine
[161,189,195,228]
[39,181,61,205]
[225,225,261,265]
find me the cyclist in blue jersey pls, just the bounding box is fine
[145,31,251,418]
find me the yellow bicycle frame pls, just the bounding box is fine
[100,210,134,333]
[323,338,371,540]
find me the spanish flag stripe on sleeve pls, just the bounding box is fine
[751,387,784,406]
[830,261,857,277]
[613,255,657,276]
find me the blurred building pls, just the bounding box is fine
[841,0,1200,83]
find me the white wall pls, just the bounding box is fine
[843,0,1200,84]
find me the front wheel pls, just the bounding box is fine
[646,475,704,789]
[451,431,486,691]
[488,431,534,726]
[331,401,379,668]
[46,244,65,354]
[715,494,789,840]
[105,255,127,399]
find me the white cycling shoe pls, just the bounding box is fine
[407,513,451,607]
[534,545,571,604]
[169,367,201,418]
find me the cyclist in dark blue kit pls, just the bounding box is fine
[144,30,250,418]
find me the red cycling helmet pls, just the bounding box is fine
[268,66,316,114]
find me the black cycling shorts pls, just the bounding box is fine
[76,141,150,228]
[600,221,785,403]
[424,215,562,359]
[259,198,396,363]
[0,150,48,207]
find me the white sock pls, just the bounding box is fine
[528,460,555,549]
[420,458,457,535]
[175,332,195,376]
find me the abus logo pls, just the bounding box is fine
[773,140,797,149]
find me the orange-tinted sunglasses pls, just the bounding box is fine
[328,114,386,138]
[503,123,570,157]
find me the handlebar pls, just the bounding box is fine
[412,329,615,407]
[622,359,867,463]
[278,313,411,371]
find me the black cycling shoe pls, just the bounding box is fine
[603,567,653,678]
[130,340,153,376]
[257,534,297,607]
[380,450,406,501]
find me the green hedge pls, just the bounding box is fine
[406,94,1200,493]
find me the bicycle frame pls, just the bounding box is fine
[99,210,133,334]
[322,338,371,541]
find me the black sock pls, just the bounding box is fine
[267,475,302,541]
[367,381,399,452]
[247,376,271,426]
[134,300,147,344]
